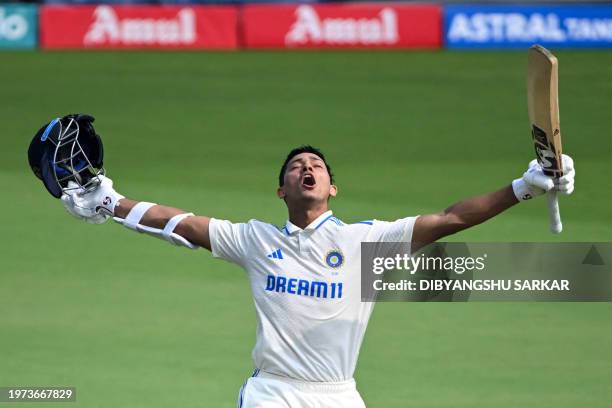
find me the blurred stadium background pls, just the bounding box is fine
[1,0,611,407]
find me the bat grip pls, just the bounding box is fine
[547,190,562,234]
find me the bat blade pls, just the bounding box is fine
[527,45,563,234]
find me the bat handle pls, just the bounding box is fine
[547,190,562,234]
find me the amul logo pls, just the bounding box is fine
[0,9,28,40]
[285,5,398,46]
[84,6,196,46]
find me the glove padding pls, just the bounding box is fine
[513,154,575,201]
[61,175,124,224]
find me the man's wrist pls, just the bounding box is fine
[97,190,125,215]
[512,178,536,202]
[113,198,138,218]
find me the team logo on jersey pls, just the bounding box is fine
[325,250,344,268]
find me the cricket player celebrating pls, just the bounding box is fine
[29,114,575,407]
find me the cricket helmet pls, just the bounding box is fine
[28,113,104,198]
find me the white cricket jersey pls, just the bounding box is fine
[209,210,417,382]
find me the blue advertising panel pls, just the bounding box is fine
[445,4,612,48]
[0,4,37,49]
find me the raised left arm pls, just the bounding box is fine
[412,185,517,250]
[412,155,575,250]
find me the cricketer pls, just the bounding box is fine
[28,114,575,408]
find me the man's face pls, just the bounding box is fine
[278,153,337,205]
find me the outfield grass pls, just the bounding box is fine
[1,50,611,408]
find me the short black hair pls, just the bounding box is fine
[279,145,334,186]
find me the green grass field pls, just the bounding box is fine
[1,50,611,408]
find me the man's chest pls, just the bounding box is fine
[246,231,361,302]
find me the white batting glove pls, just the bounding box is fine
[512,154,575,201]
[552,155,575,196]
[62,193,108,224]
[61,175,124,223]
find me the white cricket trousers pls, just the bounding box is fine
[237,369,366,408]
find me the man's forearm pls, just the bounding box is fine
[413,185,519,247]
[443,185,519,232]
[114,199,212,250]
[115,199,186,229]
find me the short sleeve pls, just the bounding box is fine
[208,218,251,266]
[368,216,419,244]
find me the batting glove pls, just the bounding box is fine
[61,175,124,224]
[512,154,575,201]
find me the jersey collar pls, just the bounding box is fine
[284,210,334,235]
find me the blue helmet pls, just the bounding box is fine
[28,113,104,198]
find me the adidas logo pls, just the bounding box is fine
[267,249,284,260]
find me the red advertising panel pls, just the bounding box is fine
[242,4,442,49]
[40,5,238,49]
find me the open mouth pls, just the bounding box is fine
[301,174,316,189]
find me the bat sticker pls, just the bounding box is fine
[531,125,562,177]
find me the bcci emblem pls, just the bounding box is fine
[325,250,344,269]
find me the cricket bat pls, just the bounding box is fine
[527,45,563,234]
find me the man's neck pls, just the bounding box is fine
[287,204,329,229]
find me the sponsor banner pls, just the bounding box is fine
[40,5,238,49]
[445,4,612,48]
[0,4,37,49]
[242,4,442,49]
